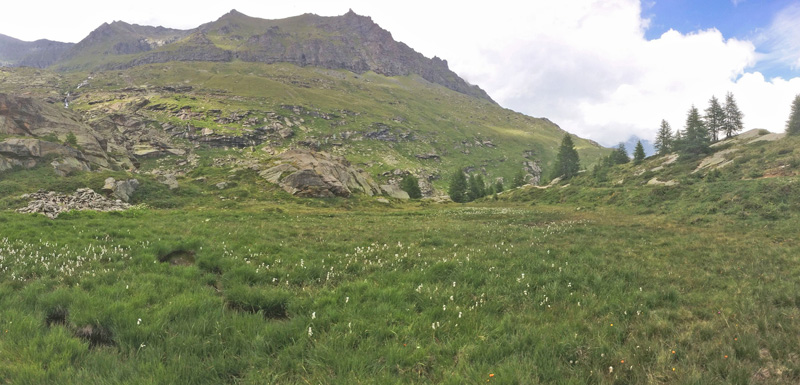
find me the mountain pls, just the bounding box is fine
[25,9,491,102]
[0,34,73,68]
[621,135,655,157]
[0,10,610,198]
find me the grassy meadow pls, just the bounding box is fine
[2,189,799,384]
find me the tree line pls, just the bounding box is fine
[654,92,744,156]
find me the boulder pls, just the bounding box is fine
[102,177,140,202]
[259,149,381,197]
[158,174,179,190]
[380,184,410,199]
[51,157,91,176]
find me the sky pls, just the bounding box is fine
[2,0,799,146]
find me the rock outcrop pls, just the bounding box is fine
[0,138,90,174]
[16,188,131,219]
[0,93,135,172]
[102,177,139,202]
[259,149,381,197]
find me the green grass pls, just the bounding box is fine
[2,197,799,384]
[0,62,611,189]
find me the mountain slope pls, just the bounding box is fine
[0,10,610,197]
[0,34,73,68]
[46,10,492,102]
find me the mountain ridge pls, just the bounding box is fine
[1,9,494,102]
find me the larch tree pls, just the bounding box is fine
[511,169,526,188]
[786,94,800,135]
[723,92,744,138]
[400,174,422,199]
[633,141,646,164]
[550,134,581,180]
[681,105,710,156]
[704,95,725,142]
[654,119,673,155]
[448,169,468,203]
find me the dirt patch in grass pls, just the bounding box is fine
[158,249,196,266]
[44,306,69,327]
[74,324,116,348]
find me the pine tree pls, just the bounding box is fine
[448,169,468,203]
[723,92,744,138]
[611,143,629,165]
[654,119,673,155]
[633,141,646,165]
[475,175,486,198]
[786,94,800,135]
[400,174,422,199]
[467,174,481,202]
[704,95,725,142]
[65,132,78,147]
[681,105,710,156]
[511,170,526,188]
[550,134,581,180]
[494,179,504,193]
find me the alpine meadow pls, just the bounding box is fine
[2,6,800,385]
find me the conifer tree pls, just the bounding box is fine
[681,105,710,156]
[786,94,800,136]
[633,141,646,164]
[512,170,526,188]
[611,143,630,165]
[400,174,422,199]
[654,119,673,155]
[494,179,504,193]
[704,95,725,142]
[467,174,481,201]
[448,169,468,203]
[723,92,744,138]
[550,134,581,180]
[475,174,486,198]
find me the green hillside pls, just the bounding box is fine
[1,62,608,192]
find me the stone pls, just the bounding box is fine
[259,149,381,198]
[51,157,91,176]
[102,177,139,202]
[258,163,297,183]
[16,188,132,219]
[133,144,162,156]
[158,174,179,190]
[113,179,140,202]
[216,182,228,189]
[380,184,410,199]
[647,178,679,186]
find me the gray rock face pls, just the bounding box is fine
[259,148,381,198]
[524,161,542,186]
[0,138,92,174]
[102,177,140,202]
[40,10,494,103]
[380,183,410,200]
[0,93,134,171]
[16,188,131,219]
[158,174,179,190]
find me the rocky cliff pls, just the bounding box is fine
[0,93,142,173]
[24,10,492,102]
